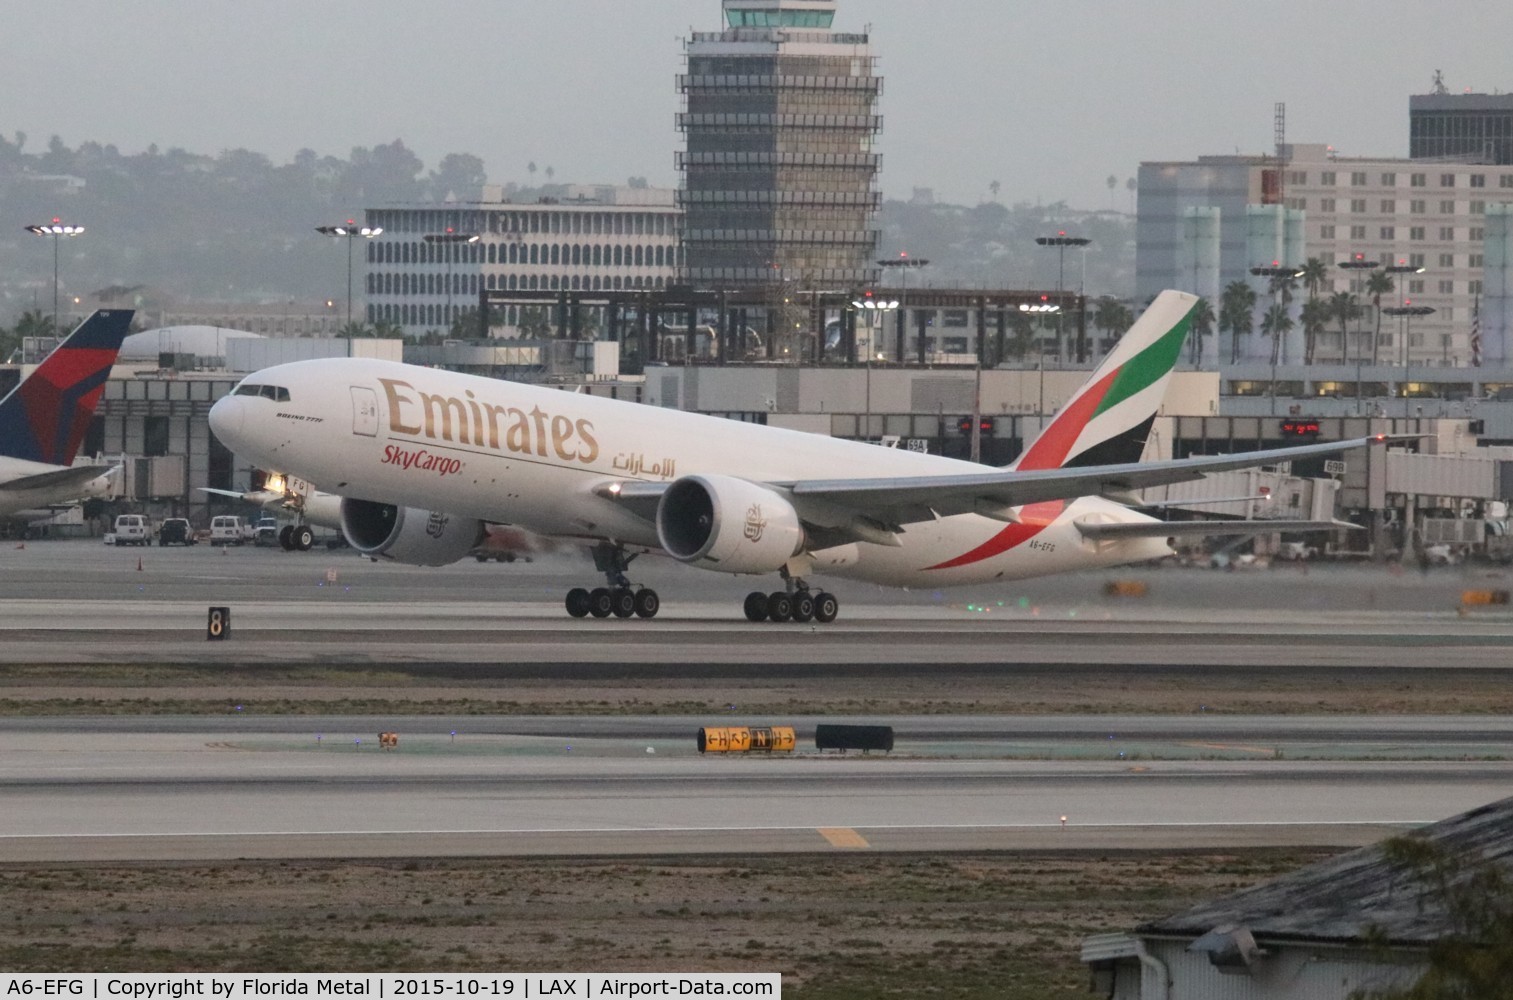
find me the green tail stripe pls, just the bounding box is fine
[1092,304,1196,419]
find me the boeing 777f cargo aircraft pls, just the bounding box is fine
[209,291,1379,623]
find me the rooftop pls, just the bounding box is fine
[1142,794,1513,947]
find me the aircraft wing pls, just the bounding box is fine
[1074,518,1360,539]
[1,464,113,493]
[783,435,1403,525]
[597,435,1404,532]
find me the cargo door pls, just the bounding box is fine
[351,386,379,437]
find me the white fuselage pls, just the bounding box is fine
[0,457,113,519]
[209,358,1172,588]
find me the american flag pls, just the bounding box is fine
[1471,295,1482,368]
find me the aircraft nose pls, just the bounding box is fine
[209,394,243,444]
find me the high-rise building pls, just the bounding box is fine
[1138,144,1513,367]
[1411,92,1513,165]
[679,0,881,289]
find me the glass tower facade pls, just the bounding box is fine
[1410,93,1513,165]
[679,0,881,290]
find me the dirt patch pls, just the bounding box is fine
[0,850,1332,996]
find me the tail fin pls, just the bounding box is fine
[0,310,133,465]
[1011,290,1195,472]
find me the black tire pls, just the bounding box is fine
[791,593,815,623]
[475,555,488,563]
[589,587,614,618]
[743,591,769,622]
[278,525,294,551]
[610,588,637,619]
[565,587,591,618]
[767,591,793,623]
[633,588,660,619]
[294,526,314,551]
[813,592,839,624]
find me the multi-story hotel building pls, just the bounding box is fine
[1138,141,1513,368]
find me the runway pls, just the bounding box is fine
[0,540,1510,862]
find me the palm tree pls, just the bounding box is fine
[1268,271,1299,309]
[1093,297,1133,352]
[1188,297,1214,365]
[1299,257,1329,303]
[1365,270,1396,365]
[1300,299,1331,365]
[1329,291,1361,364]
[1220,281,1256,363]
[1260,303,1293,366]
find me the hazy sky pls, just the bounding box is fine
[7,2,1513,208]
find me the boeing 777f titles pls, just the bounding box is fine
[209,291,1380,622]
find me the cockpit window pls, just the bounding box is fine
[232,384,290,402]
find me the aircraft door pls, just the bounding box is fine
[351,386,380,437]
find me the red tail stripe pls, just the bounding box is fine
[1015,367,1119,471]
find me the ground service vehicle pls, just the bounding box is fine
[112,514,151,546]
[158,517,195,546]
[210,515,252,545]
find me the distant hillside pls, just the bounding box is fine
[0,132,1135,321]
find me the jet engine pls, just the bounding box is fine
[656,474,804,574]
[340,498,483,567]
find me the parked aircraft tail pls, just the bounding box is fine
[0,310,133,465]
[1011,290,1196,472]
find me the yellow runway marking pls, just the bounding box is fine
[819,827,870,849]
[1182,741,1278,755]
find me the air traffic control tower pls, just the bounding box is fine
[678,0,881,290]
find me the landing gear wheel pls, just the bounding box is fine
[588,587,614,618]
[610,588,637,619]
[791,593,815,623]
[633,588,660,619]
[278,525,294,551]
[293,525,314,551]
[743,591,770,622]
[813,592,839,624]
[565,587,591,618]
[767,591,793,623]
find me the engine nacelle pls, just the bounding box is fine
[340,498,482,567]
[656,474,804,574]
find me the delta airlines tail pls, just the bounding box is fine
[209,292,1378,623]
[0,310,133,517]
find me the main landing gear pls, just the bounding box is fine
[743,570,839,625]
[564,543,660,620]
[278,523,315,551]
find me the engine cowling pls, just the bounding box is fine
[340,498,483,567]
[656,474,804,574]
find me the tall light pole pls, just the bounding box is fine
[24,219,85,335]
[1035,232,1091,363]
[851,293,898,442]
[424,229,480,336]
[316,222,383,352]
[1384,304,1436,416]
[1249,264,1305,415]
[877,253,929,364]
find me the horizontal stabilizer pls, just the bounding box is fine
[1,464,113,493]
[1075,518,1361,540]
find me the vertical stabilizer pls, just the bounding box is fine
[0,310,133,465]
[1012,291,1196,471]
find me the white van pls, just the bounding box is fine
[113,514,152,546]
[210,515,253,546]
